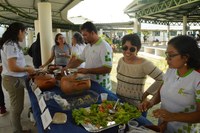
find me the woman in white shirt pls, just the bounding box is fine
[139,35,200,132]
[0,22,35,133]
[69,32,86,68]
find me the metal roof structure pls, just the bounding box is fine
[124,0,200,26]
[0,0,81,30]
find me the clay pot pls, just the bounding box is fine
[60,73,91,95]
[34,72,56,90]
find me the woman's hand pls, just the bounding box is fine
[138,100,154,112]
[153,109,175,122]
[142,91,150,101]
[25,66,35,75]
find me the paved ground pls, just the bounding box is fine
[0,52,165,132]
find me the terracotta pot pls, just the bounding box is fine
[60,73,91,95]
[34,73,56,90]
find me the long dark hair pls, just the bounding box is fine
[35,32,40,44]
[168,35,200,70]
[55,33,62,45]
[73,32,84,45]
[0,22,26,49]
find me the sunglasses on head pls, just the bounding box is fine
[122,45,136,52]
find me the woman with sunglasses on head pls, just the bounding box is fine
[116,33,163,117]
[68,32,86,68]
[0,22,35,133]
[139,35,200,132]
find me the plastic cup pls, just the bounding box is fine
[43,91,54,101]
[128,119,139,131]
[118,124,126,133]
[100,93,108,102]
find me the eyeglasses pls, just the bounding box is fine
[122,46,136,52]
[165,52,180,59]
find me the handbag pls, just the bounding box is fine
[60,73,91,95]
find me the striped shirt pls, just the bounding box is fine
[116,58,163,106]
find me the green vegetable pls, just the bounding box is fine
[72,101,141,128]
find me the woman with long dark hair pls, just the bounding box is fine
[0,22,35,133]
[139,35,200,132]
[41,33,71,68]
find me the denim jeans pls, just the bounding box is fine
[135,116,153,126]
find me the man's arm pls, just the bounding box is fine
[67,58,83,68]
[78,66,111,74]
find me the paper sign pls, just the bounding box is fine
[34,87,42,99]
[41,108,52,130]
[39,97,46,113]
[29,79,33,87]
[31,83,38,91]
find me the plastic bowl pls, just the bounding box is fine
[128,119,139,130]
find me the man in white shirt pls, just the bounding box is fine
[66,21,113,90]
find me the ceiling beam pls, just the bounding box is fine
[136,0,200,18]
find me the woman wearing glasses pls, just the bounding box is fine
[139,35,200,132]
[116,33,163,117]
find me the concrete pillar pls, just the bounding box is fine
[167,24,170,41]
[134,18,141,39]
[99,29,103,36]
[183,16,187,35]
[38,2,53,64]
[56,28,61,33]
[66,30,72,45]
[34,20,40,36]
[27,30,34,47]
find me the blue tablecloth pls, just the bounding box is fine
[27,80,152,133]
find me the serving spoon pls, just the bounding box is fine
[109,99,119,114]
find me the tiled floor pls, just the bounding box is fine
[0,55,38,133]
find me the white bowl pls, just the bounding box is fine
[128,119,139,130]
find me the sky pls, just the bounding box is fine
[67,0,200,30]
[68,0,133,24]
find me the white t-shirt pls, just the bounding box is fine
[1,41,27,77]
[78,38,113,90]
[71,43,86,68]
[160,68,200,133]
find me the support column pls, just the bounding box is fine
[167,24,170,41]
[183,16,187,35]
[134,18,141,37]
[38,2,53,65]
[99,29,103,36]
[34,20,40,36]
[27,30,34,47]
[56,28,61,33]
[66,30,72,45]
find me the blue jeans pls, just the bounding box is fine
[135,116,153,126]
